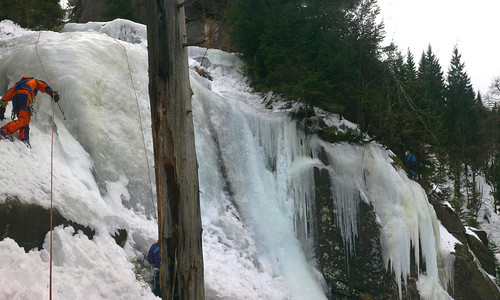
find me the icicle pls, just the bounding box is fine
[190,52,327,299]
[310,141,454,299]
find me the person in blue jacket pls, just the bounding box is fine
[404,151,417,180]
[147,241,161,297]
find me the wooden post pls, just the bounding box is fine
[146,0,205,299]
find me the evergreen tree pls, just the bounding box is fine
[485,84,500,213]
[228,0,385,125]
[445,46,484,208]
[401,49,419,112]
[0,0,64,30]
[445,46,476,160]
[405,49,417,83]
[487,108,500,213]
[393,45,446,183]
[100,0,136,22]
[416,46,446,140]
[417,45,445,113]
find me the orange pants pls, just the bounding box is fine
[1,110,31,140]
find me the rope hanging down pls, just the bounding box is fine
[113,38,157,221]
[34,33,157,300]
[35,31,55,300]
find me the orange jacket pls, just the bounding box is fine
[1,76,54,104]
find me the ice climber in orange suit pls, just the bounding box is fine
[0,76,59,147]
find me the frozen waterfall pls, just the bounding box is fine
[0,19,454,299]
[188,47,454,299]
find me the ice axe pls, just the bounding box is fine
[53,91,66,120]
[56,101,66,120]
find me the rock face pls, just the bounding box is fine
[70,0,231,50]
[70,0,146,24]
[453,243,499,300]
[466,232,496,276]
[0,196,127,250]
[70,0,105,23]
[313,146,419,299]
[315,147,500,299]
[0,197,94,251]
[429,193,500,299]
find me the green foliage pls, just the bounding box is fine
[318,125,364,144]
[488,242,500,280]
[0,0,64,30]
[445,47,478,162]
[228,0,500,198]
[290,105,315,122]
[390,153,405,171]
[451,197,466,221]
[100,0,136,22]
[228,0,385,115]
[465,211,480,228]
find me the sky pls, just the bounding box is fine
[377,0,500,94]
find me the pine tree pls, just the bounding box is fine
[485,84,500,213]
[445,46,476,159]
[228,0,385,124]
[417,45,445,112]
[394,45,446,183]
[445,46,482,208]
[32,0,65,30]
[0,0,64,30]
[100,0,136,22]
[405,49,417,83]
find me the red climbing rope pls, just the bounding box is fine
[35,31,55,300]
[113,38,157,221]
[33,33,157,300]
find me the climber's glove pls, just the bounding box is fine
[53,91,60,102]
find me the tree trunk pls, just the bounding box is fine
[146,1,205,299]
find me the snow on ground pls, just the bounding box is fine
[440,223,462,252]
[1,17,493,300]
[0,19,329,300]
[476,175,500,262]
[0,19,157,300]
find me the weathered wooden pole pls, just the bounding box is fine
[146,0,205,299]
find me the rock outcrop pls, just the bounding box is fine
[429,192,500,299]
[313,146,419,299]
[0,196,94,251]
[0,196,127,250]
[70,0,231,50]
[314,146,500,299]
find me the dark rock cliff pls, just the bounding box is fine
[314,146,419,299]
[70,0,231,50]
[429,191,500,299]
[0,196,127,251]
[314,145,500,300]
